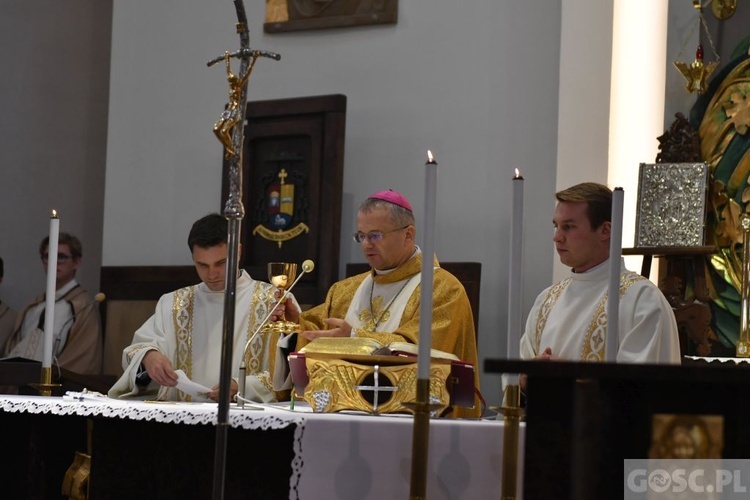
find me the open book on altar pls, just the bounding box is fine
[288,337,475,409]
[298,336,460,361]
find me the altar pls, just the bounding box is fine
[0,395,522,499]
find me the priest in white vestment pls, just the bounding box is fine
[109,213,288,403]
[520,182,681,364]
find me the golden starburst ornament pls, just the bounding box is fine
[674,44,719,95]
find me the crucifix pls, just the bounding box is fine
[209,48,280,158]
[206,3,279,500]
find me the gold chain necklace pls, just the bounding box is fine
[369,275,415,330]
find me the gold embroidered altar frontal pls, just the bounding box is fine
[302,355,452,414]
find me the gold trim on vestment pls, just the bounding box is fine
[580,272,644,361]
[245,284,265,371]
[170,282,278,400]
[358,294,388,331]
[533,273,646,361]
[246,284,277,395]
[532,278,571,354]
[126,344,156,364]
[173,286,195,401]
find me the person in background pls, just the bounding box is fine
[4,233,102,374]
[0,257,17,353]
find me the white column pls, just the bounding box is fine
[609,0,669,278]
[554,0,614,283]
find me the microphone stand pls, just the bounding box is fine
[237,262,313,408]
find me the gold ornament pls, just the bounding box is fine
[711,0,737,20]
[674,2,720,95]
[301,354,452,415]
[674,45,719,95]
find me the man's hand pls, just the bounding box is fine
[281,297,301,324]
[142,350,179,387]
[207,379,238,403]
[536,347,554,361]
[301,318,352,341]
[520,347,555,392]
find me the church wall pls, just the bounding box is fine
[103,0,564,402]
[0,1,112,312]
[1,1,728,404]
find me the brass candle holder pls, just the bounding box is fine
[30,366,61,397]
[498,383,523,500]
[408,378,431,500]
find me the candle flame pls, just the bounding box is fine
[51,209,58,218]
[428,150,434,161]
[515,168,520,177]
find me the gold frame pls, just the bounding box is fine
[264,0,398,33]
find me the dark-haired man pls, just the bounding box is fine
[4,233,102,374]
[109,213,284,403]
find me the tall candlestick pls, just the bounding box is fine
[411,150,438,500]
[43,210,60,370]
[507,169,524,359]
[417,150,437,381]
[605,187,624,362]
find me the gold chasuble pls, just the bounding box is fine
[298,252,480,417]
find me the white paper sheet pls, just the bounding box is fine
[174,369,213,402]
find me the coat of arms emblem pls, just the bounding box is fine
[252,164,310,248]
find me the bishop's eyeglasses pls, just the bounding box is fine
[353,225,410,243]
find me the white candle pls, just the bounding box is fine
[43,210,60,370]
[507,169,524,361]
[605,187,624,362]
[417,150,437,381]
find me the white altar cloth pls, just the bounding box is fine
[0,395,524,499]
[685,356,750,364]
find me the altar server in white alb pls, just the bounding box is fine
[520,182,681,363]
[109,213,287,403]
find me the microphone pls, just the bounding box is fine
[236,260,314,407]
[52,292,106,358]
